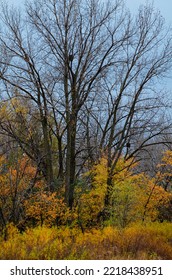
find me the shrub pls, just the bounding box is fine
[0,222,172,260]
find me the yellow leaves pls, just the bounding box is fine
[75,157,109,228]
[0,97,28,122]
[91,155,137,188]
[112,171,171,225]
[0,223,172,260]
[0,97,33,143]
[156,150,172,191]
[87,154,172,226]
[161,150,172,166]
[0,102,8,120]
[5,223,20,239]
[113,157,137,182]
[77,190,103,227]
[92,156,108,188]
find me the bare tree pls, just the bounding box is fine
[0,0,172,211]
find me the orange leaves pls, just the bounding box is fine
[156,150,172,190]
[0,153,72,228]
[25,192,57,218]
[0,154,40,227]
[0,148,172,232]
[156,150,172,180]
[24,191,69,226]
[1,154,37,196]
[0,156,10,201]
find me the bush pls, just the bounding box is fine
[0,222,172,260]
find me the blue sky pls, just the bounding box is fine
[125,0,172,24]
[5,0,172,89]
[5,0,172,25]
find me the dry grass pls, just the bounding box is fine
[0,222,172,260]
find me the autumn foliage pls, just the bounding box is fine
[0,222,172,260]
[0,0,172,261]
[0,151,172,259]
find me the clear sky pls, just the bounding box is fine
[125,0,172,24]
[3,0,23,7]
[5,0,172,25]
[125,1,172,90]
[3,0,172,93]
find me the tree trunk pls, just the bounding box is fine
[57,136,64,180]
[65,113,77,209]
[42,116,54,192]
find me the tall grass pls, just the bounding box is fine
[0,222,172,259]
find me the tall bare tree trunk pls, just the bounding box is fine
[65,115,77,208]
[42,115,54,192]
[65,80,77,208]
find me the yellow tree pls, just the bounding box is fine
[78,155,172,227]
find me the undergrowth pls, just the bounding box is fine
[0,222,172,260]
